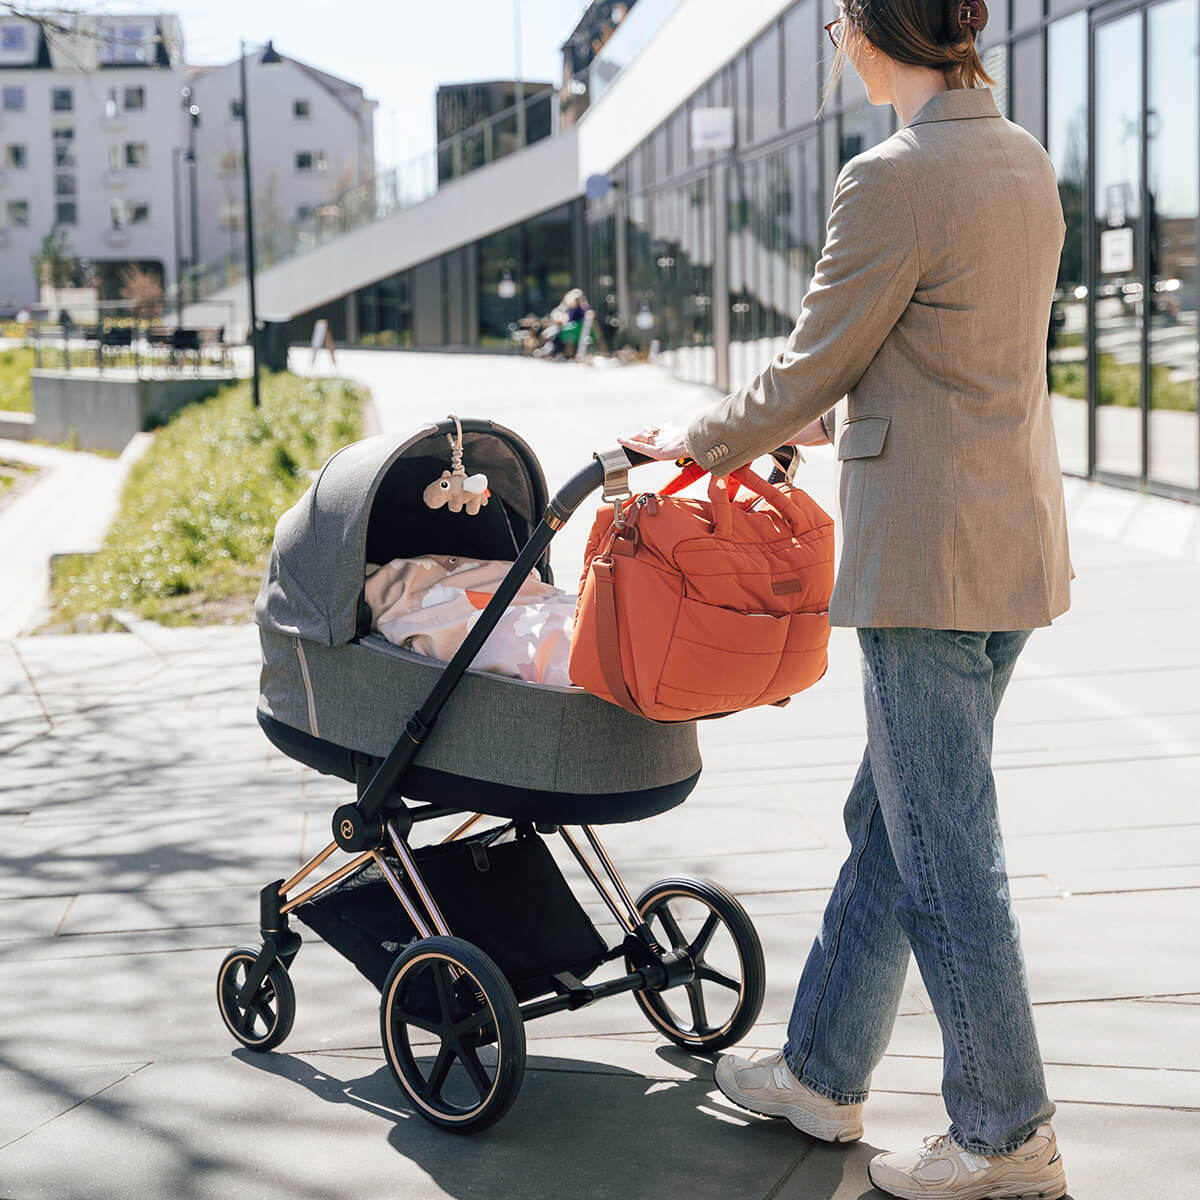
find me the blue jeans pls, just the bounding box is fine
[783,627,1055,1155]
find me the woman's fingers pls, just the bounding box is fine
[618,424,689,461]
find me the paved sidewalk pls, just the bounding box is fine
[0,351,1197,1199]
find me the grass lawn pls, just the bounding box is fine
[46,372,365,629]
[0,348,34,414]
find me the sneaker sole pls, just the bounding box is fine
[866,1162,1068,1200]
[714,1074,863,1143]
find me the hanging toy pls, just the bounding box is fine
[423,414,490,515]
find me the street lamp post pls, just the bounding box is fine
[172,146,184,324]
[180,87,200,304]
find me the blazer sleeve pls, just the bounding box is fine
[686,153,919,474]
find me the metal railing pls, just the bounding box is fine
[182,87,559,303]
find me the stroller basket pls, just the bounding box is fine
[296,825,606,1002]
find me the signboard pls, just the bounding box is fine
[691,107,735,153]
[1100,227,1134,275]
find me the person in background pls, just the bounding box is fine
[619,0,1072,1196]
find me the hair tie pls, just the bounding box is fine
[957,0,984,30]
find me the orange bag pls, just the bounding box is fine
[569,462,834,721]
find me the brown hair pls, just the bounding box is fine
[826,0,994,98]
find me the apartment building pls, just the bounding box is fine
[185,51,376,279]
[0,11,185,311]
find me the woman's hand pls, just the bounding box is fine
[787,416,832,447]
[618,424,691,461]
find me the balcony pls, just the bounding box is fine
[104,169,125,188]
[104,227,129,247]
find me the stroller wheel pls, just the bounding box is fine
[380,936,526,1133]
[216,946,296,1051]
[630,877,765,1053]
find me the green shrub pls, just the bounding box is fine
[1050,356,1197,412]
[47,372,365,627]
[0,348,35,413]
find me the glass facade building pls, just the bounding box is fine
[287,0,1199,500]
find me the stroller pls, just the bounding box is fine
[216,418,767,1132]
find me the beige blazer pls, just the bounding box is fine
[686,88,1072,631]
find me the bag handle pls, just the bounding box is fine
[660,461,744,503]
[708,465,810,539]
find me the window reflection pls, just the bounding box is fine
[1147,0,1199,491]
[1094,11,1144,478]
[1047,11,1089,475]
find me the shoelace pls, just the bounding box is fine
[918,1133,954,1160]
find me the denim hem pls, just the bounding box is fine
[793,1067,868,1106]
[948,1118,1047,1157]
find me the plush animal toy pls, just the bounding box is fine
[423,470,489,515]
[424,414,490,515]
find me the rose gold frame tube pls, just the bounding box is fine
[387,820,453,936]
[372,848,435,938]
[279,850,374,915]
[558,826,636,933]
[580,824,643,919]
[440,813,485,844]
[278,841,338,897]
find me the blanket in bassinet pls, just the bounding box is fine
[364,555,576,686]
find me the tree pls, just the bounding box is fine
[119,264,164,322]
[32,226,79,311]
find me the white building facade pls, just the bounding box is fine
[185,51,376,285]
[0,12,186,312]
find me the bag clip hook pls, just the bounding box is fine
[595,447,633,530]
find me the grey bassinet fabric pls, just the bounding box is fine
[255,423,546,647]
[259,630,701,795]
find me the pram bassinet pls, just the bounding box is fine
[254,422,702,822]
[219,418,769,1134]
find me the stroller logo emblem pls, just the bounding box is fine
[340,818,355,840]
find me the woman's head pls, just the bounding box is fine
[826,0,993,101]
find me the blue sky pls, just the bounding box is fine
[87,0,593,169]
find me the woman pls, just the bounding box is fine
[620,1,1072,1197]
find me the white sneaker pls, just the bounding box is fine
[868,1125,1067,1200]
[714,1049,864,1142]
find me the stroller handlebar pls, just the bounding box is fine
[546,444,800,527]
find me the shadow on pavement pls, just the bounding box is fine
[234,1042,899,1199]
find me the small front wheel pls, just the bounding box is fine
[216,946,296,1051]
[631,876,765,1053]
[380,936,526,1133]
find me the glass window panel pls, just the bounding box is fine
[1010,34,1045,142]
[1012,0,1043,31]
[735,53,752,149]
[838,99,891,167]
[981,40,1008,117]
[750,25,781,144]
[1147,0,1199,491]
[783,0,818,129]
[670,108,690,174]
[1048,0,1083,15]
[1046,11,1090,476]
[652,126,669,183]
[477,223,522,347]
[729,161,752,343]
[1094,11,1144,478]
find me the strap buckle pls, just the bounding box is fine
[595,447,633,529]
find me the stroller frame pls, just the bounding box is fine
[218,421,772,1133]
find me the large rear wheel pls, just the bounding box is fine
[631,876,765,1052]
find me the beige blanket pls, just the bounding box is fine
[364,555,576,687]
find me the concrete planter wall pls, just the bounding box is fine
[30,371,234,453]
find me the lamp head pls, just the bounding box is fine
[260,40,282,65]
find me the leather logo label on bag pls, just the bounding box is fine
[772,579,802,595]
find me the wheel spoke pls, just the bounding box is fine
[655,904,687,950]
[247,999,275,1031]
[459,1044,494,1103]
[697,965,741,992]
[688,912,721,960]
[390,1007,443,1037]
[430,962,456,1025]
[686,981,710,1033]
[423,1044,455,1102]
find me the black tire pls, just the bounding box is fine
[216,946,296,1052]
[631,876,765,1052]
[380,936,526,1134]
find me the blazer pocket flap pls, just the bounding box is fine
[837,416,891,461]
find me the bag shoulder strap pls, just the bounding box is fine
[591,556,644,718]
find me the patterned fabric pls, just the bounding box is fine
[365,555,576,686]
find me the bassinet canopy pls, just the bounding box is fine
[255,421,550,648]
